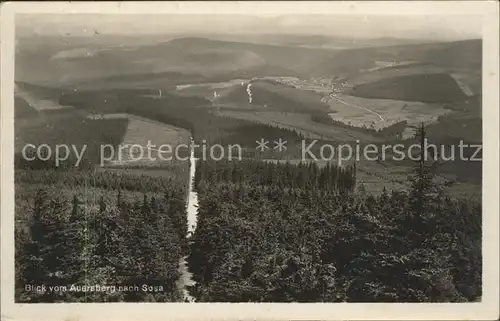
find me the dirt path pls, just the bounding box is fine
[186,148,198,236]
[176,147,198,302]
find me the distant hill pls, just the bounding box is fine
[208,34,432,49]
[74,65,300,91]
[348,73,468,103]
[346,63,448,85]
[16,36,481,88]
[307,39,481,77]
[154,37,333,75]
[16,37,335,86]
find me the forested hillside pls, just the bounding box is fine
[349,73,467,103]
[59,89,305,151]
[14,116,482,303]
[195,159,356,192]
[15,168,189,302]
[15,115,129,170]
[187,127,481,302]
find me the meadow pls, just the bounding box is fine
[102,115,191,166]
[326,94,451,133]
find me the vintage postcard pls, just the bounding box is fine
[1,1,499,320]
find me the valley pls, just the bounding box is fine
[13,32,482,303]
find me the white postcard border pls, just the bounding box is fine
[1,1,498,321]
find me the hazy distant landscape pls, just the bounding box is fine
[14,14,482,303]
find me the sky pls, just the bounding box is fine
[16,14,483,40]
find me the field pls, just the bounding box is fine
[14,82,73,112]
[326,94,451,134]
[101,115,191,167]
[449,72,480,96]
[176,79,248,97]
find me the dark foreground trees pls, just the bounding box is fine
[188,182,480,302]
[16,175,188,303]
[188,126,481,302]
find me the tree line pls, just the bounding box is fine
[311,112,408,140]
[195,159,357,193]
[16,168,188,195]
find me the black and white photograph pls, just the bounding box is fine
[1,1,498,320]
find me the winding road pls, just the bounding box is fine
[329,93,385,122]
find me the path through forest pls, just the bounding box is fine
[176,146,198,302]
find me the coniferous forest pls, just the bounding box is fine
[15,169,189,302]
[187,126,481,302]
[188,183,480,302]
[15,119,482,303]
